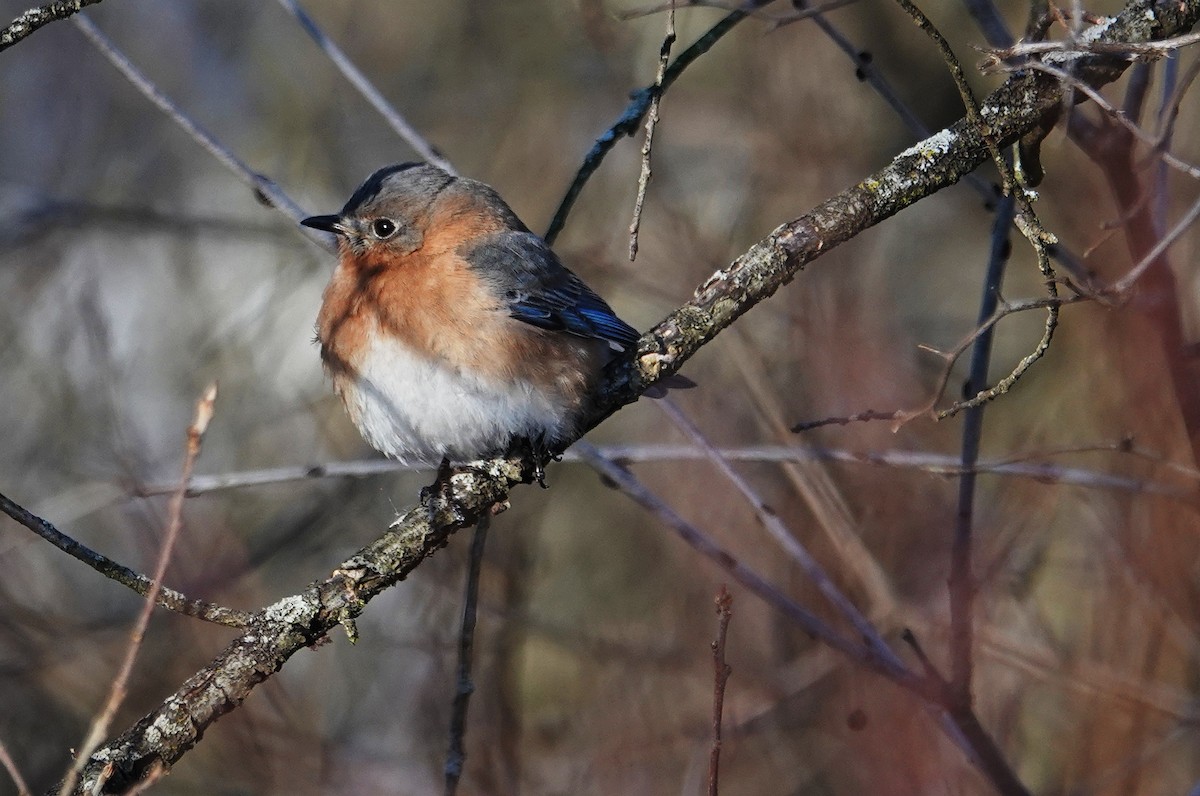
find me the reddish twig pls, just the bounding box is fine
[708,586,734,796]
[57,384,217,796]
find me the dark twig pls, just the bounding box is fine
[1122,61,1154,123]
[0,0,102,52]
[792,408,907,431]
[444,514,490,796]
[950,192,1015,707]
[0,492,251,628]
[959,0,1014,49]
[58,384,217,796]
[545,3,769,244]
[626,0,860,27]
[708,586,733,796]
[275,0,455,174]
[628,2,675,260]
[1151,54,1178,233]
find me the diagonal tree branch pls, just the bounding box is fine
[65,0,1200,791]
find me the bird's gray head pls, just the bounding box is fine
[301,162,458,256]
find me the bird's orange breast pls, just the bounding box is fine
[316,230,603,416]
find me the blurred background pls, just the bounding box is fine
[2,1,1199,793]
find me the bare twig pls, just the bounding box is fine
[0,737,31,796]
[0,0,103,52]
[444,514,490,796]
[574,442,902,678]
[628,2,675,260]
[1016,60,1200,181]
[893,0,1059,424]
[130,437,1196,499]
[72,16,319,238]
[658,400,906,669]
[794,294,1087,429]
[0,492,251,627]
[623,0,859,26]
[275,0,455,174]
[1109,191,1200,295]
[792,408,908,431]
[708,586,733,796]
[988,28,1200,61]
[58,384,217,796]
[545,2,770,244]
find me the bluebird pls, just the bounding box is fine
[301,162,640,469]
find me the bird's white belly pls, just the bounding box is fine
[337,333,573,465]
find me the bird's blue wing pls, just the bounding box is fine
[462,231,639,350]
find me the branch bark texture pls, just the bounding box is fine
[70,0,1199,791]
[0,0,102,52]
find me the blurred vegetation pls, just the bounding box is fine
[2,0,1200,794]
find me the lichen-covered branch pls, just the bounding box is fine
[68,0,1200,791]
[0,0,102,52]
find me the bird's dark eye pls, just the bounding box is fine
[371,218,398,239]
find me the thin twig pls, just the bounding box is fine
[127,435,1197,500]
[0,0,103,52]
[658,400,906,670]
[72,16,320,238]
[708,585,733,796]
[1017,60,1200,181]
[629,2,675,260]
[792,408,907,431]
[988,28,1200,61]
[620,0,778,22]
[0,737,31,796]
[58,384,217,796]
[444,514,490,796]
[893,0,1059,424]
[794,294,1086,429]
[574,442,907,680]
[624,0,859,26]
[545,3,769,244]
[275,0,455,174]
[0,492,251,627]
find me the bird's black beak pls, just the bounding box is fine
[301,214,348,235]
